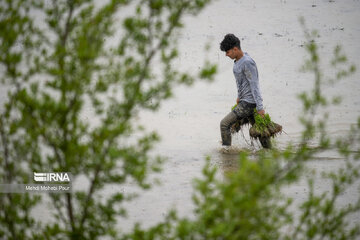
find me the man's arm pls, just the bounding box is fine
[244,61,265,116]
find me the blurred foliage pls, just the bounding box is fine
[0,0,215,239]
[123,18,360,240]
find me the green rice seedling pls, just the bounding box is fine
[251,110,282,139]
[231,103,238,111]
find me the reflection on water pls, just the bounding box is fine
[216,146,243,174]
[215,145,265,175]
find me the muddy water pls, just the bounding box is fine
[117,0,360,232]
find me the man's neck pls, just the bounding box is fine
[235,50,244,61]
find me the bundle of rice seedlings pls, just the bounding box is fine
[249,110,282,139]
[230,104,282,139]
[230,104,253,134]
[230,117,251,134]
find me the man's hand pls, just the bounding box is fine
[257,109,265,117]
[236,98,240,104]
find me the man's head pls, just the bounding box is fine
[220,34,242,60]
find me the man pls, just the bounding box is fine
[219,33,271,149]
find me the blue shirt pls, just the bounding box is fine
[233,52,264,111]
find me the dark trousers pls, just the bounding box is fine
[220,101,255,146]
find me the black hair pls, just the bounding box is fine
[220,34,241,52]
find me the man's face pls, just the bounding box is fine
[225,47,238,59]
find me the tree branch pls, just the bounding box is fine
[79,138,115,230]
[66,192,75,231]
